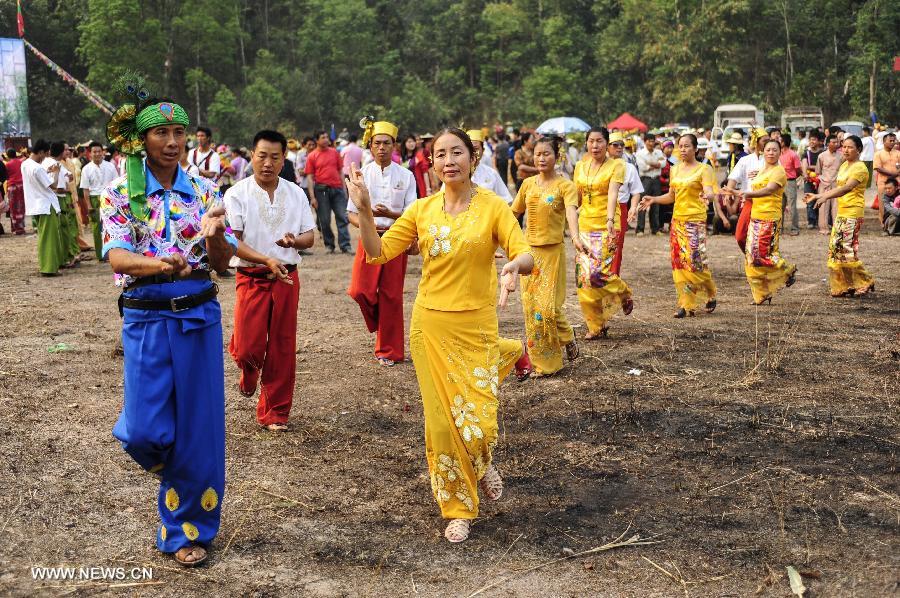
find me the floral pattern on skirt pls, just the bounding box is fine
[521,243,574,375]
[670,218,716,310]
[745,218,796,304]
[410,304,522,519]
[827,216,874,296]
[575,230,632,335]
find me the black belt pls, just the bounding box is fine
[119,284,218,316]
[236,264,297,279]
[126,270,211,290]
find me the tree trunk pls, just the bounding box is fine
[869,59,876,116]
[195,48,202,126]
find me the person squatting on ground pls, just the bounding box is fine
[224,129,316,432]
[346,127,534,543]
[346,119,417,367]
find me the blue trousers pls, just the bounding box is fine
[113,279,226,553]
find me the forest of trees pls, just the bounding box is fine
[4,0,898,143]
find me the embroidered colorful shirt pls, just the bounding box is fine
[100,162,237,286]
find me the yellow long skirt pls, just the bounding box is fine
[409,303,523,520]
[670,219,716,310]
[520,243,574,375]
[745,218,796,304]
[575,230,632,335]
[828,216,874,296]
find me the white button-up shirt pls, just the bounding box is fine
[473,160,512,203]
[80,160,120,196]
[618,161,645,204]
[348,161,417,229]
[22,157,60,216]
[636,148,665,178]
[224,176,316,267]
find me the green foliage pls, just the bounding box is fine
[3,0,897,143]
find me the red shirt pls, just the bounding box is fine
[413,149,431,198]
[305,147,343,189]
[779,149,802,180]
[5,157,23,185]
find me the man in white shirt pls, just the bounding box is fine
[43,141,84,263]
[187,127,221,180]
[608,133,643,274]
[468,129,513,203]
[634,133,665,235]
[22,139,64,274]
[224,129,316,432]
[726,127,769,252]
[860,126,876,187]
[347,120,417,366]
[80,141,120,261]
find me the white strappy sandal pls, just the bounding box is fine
[479,464,504,501]
[444,519,471,543]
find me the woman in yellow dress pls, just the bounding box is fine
[639,134,724,317]
[567,128,634,338]
[511,136,578,375]
[346,128,534,543]
[736,139,797,304]
[804,135,875,297]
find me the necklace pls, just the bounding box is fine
[535,174,558,206]
[583,157,605,205]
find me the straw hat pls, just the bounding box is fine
[727,133,744,145]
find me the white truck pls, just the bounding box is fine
[711,104,764,164]
[781,106,823,139]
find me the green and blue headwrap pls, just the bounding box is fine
[107,82,190,217]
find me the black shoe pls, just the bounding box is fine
[340,248,352,254]
[327,247,336,254]
[298,249,313,256]
[218,269,235,278]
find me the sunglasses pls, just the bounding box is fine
[610,142,624,148]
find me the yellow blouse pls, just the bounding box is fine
[749,164,787,221]
[670,162,716,222]
[368,187,531,311]
[511,175,577,246]
[835,160,869,219]
[573,157,625,231]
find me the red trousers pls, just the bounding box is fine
[736,199,753,253]
[347,240,407,361]
[229,268,299,426]
[612,202,628,275]
[7,184,25,234]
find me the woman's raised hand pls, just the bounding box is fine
[347,163,372,211]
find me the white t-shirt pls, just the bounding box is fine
[41,157,70,196]
[860,136,876,161]
[224,176,316,267]
[728,153,765,190]
[472,160,512,203]
[79,160,119,196]
[618,162,645,204]
[22,158,60,216]
[188,148,221,177]
[636,148,665,178]
[348,161,417,229]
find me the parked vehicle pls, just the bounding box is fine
[831,120,865,137]
[712,104,764,164]
[781,106,823,139]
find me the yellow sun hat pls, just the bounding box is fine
[608,131,626,145]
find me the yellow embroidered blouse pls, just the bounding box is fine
[670,162,716,222]
[835,160,869,219]
[368,187,531,311]
[573,157,625,231]
[749,164,787,221]
[511,175,577,246]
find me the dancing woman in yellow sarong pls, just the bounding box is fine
[804,135,875,297]
[736,139,797,304]
[346,128,534,543]
[567,128,634,338]
[511,136,578,375]
[639,134,724,317]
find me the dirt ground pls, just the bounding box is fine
[0,206,897,597]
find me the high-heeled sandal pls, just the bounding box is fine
[785,269,797,287]
[565,340,579,361]
[514,345,532,381]
[479,464,503,501]
[623,298,634,316]
[444,519,471,543]
[674,308,693,318]
[705,298,717,313]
